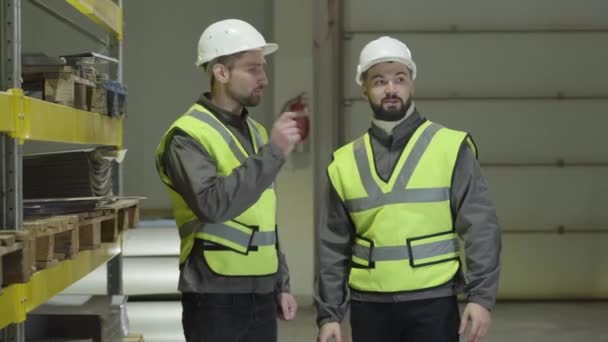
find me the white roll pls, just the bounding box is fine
[63,257,180,295]
[126,301,184,342]
[123,227,180,257]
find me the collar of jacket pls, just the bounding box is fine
[369,109,427,151]
[197,92,250,129]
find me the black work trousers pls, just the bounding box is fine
[350,296,460,342]
[182,292,277,342]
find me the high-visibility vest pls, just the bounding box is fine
[327,120,477,292]
[155,103,278,276]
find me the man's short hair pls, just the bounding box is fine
[361,64,413,85]
[204,51,246,88]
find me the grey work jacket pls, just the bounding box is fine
[161,93,291,294]
[314,109,501,326]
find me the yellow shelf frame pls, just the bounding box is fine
[66,0,123,40]
[0,89,123,147]
[0,240,121,329]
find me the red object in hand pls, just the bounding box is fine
[294,115,310,142]
[289,101,310,142]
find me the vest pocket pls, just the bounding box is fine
[351,235,375,269]
[406,231,460,268]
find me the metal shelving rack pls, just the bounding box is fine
[0,1,124,341]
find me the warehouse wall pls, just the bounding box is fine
[341,0,608,298]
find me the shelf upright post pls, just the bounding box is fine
[0,0,24,341]
[106,0,123,297]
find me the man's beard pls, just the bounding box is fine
[228,86,263,107]
[370,96,412,121]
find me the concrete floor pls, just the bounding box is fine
[127,301,608,342]
[279,302,608,342]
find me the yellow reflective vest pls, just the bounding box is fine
[327,120,477,292]
[155,103,278,276]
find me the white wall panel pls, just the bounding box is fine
[343,33,608,99]
[499,234,608,298]
[485,168,608,231]
[345,0,608,31]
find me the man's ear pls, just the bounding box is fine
[213,64,230,84]
[362,84,369,98]
[361,80,369,97]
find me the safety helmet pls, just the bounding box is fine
[356,36,417,85]
[195,19,278,68]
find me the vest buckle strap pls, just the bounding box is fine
[203,222,277,255]
[180,220,277,255]
[352,231,460,268]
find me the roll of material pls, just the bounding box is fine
[64,221,182,296]
[63,257,180,295]
[123,227,179,257]
[126,302,184,342]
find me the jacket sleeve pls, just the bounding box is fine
[161,129,285,223]
[451,143,502,310]
[275,248,291,293]
[314,177,354,326]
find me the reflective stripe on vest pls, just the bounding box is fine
[187,109,272,190]
[352,233,459,267]
[155,104,278,275]
[180,220,276,251]
[188,109,264,161]
[345,123,448,212]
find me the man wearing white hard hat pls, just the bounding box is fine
[155,19,300,341]
[315,36,501,342]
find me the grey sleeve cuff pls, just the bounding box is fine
[275,250,291,293]
[466,294,497,311]
[314,179,352,328]
[317,317,341,328]
[267,142,286,164]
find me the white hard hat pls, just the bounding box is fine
[355,36,417,85]
[195,19,278,68]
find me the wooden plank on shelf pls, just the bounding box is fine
[98,198,141,230]
[123,333,144,342]
[0,231,35,285]
[23,215,79,270]
[0,234,16,246]
[0,239,25,288]
[77,209,118,247]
